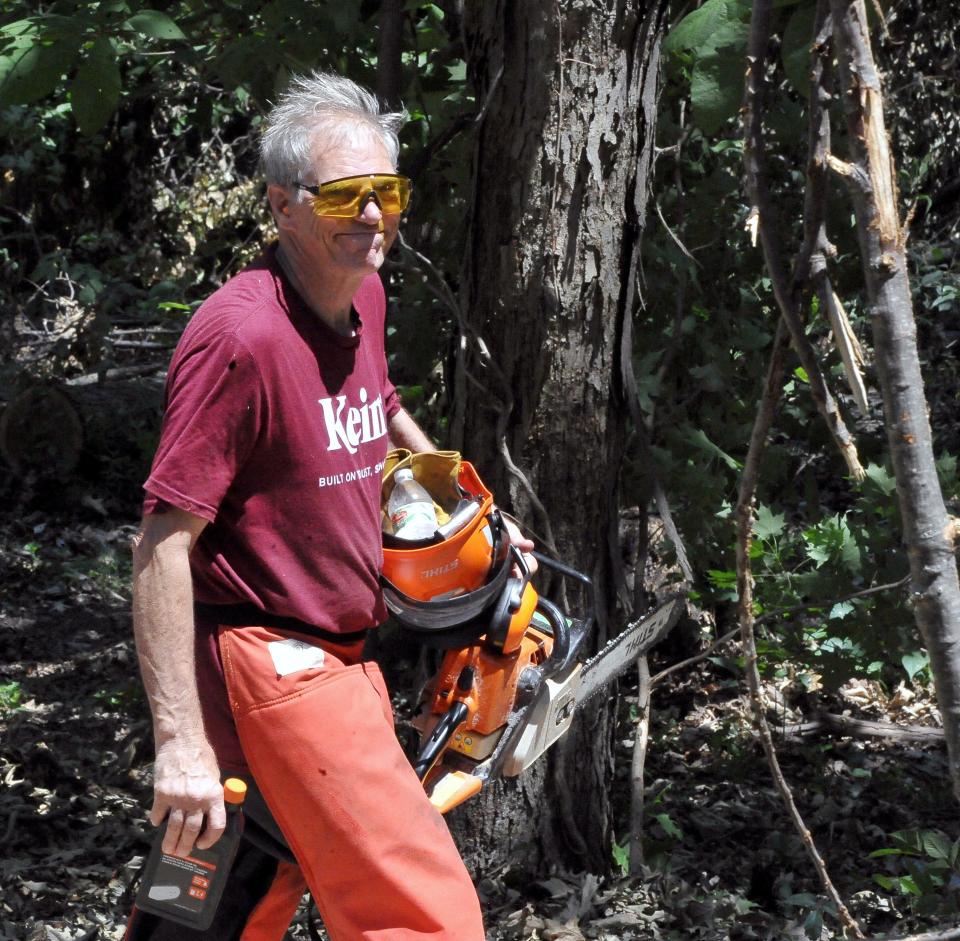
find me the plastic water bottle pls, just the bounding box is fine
[134,778,247,929]
[388,468,438,540]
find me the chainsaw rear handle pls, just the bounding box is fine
[413,701,469,781]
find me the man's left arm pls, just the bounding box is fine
[386,408,537,566]
[387,407,433,453]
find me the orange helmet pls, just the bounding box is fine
[381,461,513,633]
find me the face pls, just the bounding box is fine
[272,129,401,282]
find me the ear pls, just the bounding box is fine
[267,183,296,230]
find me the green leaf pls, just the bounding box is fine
[664,0,748,56]
[611,838,629,877]
[707,569,737,590]
[873,873,897,891]
[864,462,897,495]
[69,37,120,135]
[922,830,952,862]
[802,907,823,941]
[936,452,958,495]
[0,36,78,105]
[0,19,38,39]
[754,503,786,539]
[655,812,683,840]
[892,830,925,855]
[682,427,743,470]
[829,601,854,620]
[124,10,186,40]
[0,681,22,711]
[902,650,929,682]
[689,30,748,134]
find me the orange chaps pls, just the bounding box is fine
[125,624,484,941]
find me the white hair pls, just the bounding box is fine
[260,71,407,186]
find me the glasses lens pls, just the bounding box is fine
[311,175,411,218]
[371,176,411,213]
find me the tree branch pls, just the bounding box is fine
[743,0,865,482]
[741,4,865,932]
[826,152,872,193]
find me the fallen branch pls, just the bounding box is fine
[874,924,960,941]
[782,713,944,743]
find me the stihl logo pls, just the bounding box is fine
[422,559,459,580]
[318,388,387,454]
[623,606,672,657]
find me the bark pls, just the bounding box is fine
[376,0,404,111]
[451,0,667,874]
[830,0,960,801]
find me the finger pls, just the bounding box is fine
[161,807,184,855]
[148,794,170,828]
[172,810,206,858]
[195,801,227,850]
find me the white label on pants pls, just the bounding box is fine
[268,638,326,677]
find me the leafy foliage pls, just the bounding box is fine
[871,829,960,916]
[639,0,960,703]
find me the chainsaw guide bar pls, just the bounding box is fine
[576,594,686,706]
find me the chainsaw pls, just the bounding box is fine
[408,548,684,814]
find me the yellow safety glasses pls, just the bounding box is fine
[294,173,412,218]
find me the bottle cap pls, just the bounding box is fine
[223,778,247,805]
[394,468,414,483]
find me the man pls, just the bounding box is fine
[125,72,500,940]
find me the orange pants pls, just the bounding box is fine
[125,623,484,941]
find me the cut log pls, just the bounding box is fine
[0,385,83,477]
[0,374,165,482]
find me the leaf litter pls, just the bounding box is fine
[1,506,957,940]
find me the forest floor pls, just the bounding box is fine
[1,501,957,941]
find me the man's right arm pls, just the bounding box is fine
[132,507,226,856]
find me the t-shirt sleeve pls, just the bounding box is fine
[144,334,264,522]
[382,372,400,421]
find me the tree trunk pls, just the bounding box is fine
[376,0,404,110]
[831,0,960,800]
[449,1,667,874]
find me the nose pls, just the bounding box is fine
[358,192,384,225]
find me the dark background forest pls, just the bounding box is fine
[1,0,959,938]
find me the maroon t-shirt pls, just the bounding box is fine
[145,246,399,629]
[144,247,400,768]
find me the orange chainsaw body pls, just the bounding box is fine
[424,621,552,746]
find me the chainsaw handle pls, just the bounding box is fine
[534,596,570,676]
[413,701,469,781]
[530,551,596,630]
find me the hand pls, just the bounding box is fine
[502,514,538,577]
[150,737,225,857]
